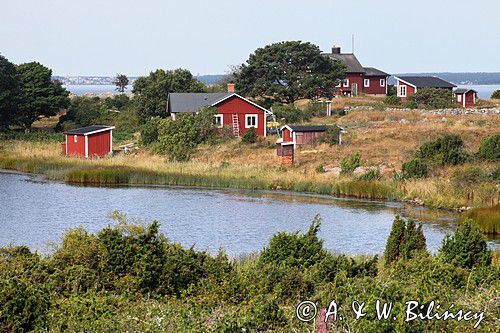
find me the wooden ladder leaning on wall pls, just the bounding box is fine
[231,114,240,137]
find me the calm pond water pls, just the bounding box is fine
[0,172,497,256]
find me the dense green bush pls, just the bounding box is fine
[356,169,381,181]
[476,134,500,161]
[416,134,468,166]
[406,87,456,109]
[271,103,310,123]
[241,126,257,144]
[402,158,428,179]
[385,94,401,105]
[384,216,426,265]
[491,90,500,99]
[340,152,361,175]
[439,220,492,269]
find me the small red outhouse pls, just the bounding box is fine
[62,125,115,158]
[454,88,477,108]
[281,125,344,148]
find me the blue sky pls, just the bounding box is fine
[1,0,498,76]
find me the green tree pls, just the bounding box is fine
[491,90,500,99]
[416,134,468,166]
[132,69,206,124]
[0,54,19,129]
[476,134,500,161]
[340,152,361,175]
[384,216,426,265]
[114,74,129,93]
[406,87,456,109]
[235,41,346,104]
[15,62,70,130]
[439,220,492,269]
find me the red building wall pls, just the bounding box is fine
[465,91,475,108]
[87,131,111,157]
[345,73,364,95]
[65,134,86,157]
[282,128,292,142]
[215,96,266,136]
[364,76,387,95]
[397,80,416,102]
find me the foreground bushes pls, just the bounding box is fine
[0,214,497,332]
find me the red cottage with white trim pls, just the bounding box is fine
[394,76,456,102]
[454,88,477,108]
[62,125,114,158]
[168,86,272,137]
[323,45,389,97]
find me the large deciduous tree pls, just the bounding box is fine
[132,69,206,124]
[114,74,129,93]
[235,41,346,104]
[0,55,19,129]
[16,62,70,130]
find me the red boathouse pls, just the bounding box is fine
[62,125,114,158]
[454,88,477,108]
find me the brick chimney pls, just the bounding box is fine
[331,45,341,54]
[227,83,235,93]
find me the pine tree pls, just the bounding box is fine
[384,216,426,265]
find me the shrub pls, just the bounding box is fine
[406,87,456,109]
[139,116,163,145]
[384,216,426,265]
[241,127,257,144]
[476,134,500,161]
[439,220,492,268]
[491,90,500,99]
[356,169,381,181]
[319,125,341,146]
[271,103,310,123]
[340,152,361,175]
[258,215,326,269]
[385,95,401,105]
[402,158,428,179]
[416,134,468,166]
[387,84,397,96]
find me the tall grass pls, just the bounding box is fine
[460,205,500,234]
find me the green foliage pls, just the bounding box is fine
[476,134,500,161]
[356,169,381,181]
[235,41,346,103]
[387,84,397,96]
[241,126,257,144]
[384,216,426,265]
[113,73,129,93]
[0,54,18,129]
[133,69,205,124]
[406,87,456,109]
[439,220,492,268]
[384,94,401,105]
[402,158,428,179]
[490,90,500,99]
[271,103,310,123]
[319,125,341,146]
[58,96,103,130]
[416,134,468,166]
[340,152,361,175]
[15,62,70,130]
[259,214,327,269]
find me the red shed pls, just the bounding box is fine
[63,125,114,158]
[394,76,456,102]
[168,85,272,137]
[454,88,477,108]
[281,125,344,148]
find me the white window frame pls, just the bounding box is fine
[74,135,78,143]
[364,79,370,88]
[245,114,258,128]
[343,79,350,88]
[214,114,223,128]
[380,79,386,87]
[398,85,407,97]
[457,94,462,102]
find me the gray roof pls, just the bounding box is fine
[364,67,389,77]
[454,88,476,94]
[65,125,113,135]
[288,125,328,132]
[397,76,456,88]
[168,93,232,113]
[324,53,365,73]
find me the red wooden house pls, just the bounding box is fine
[454,88,477,108]
[62,125,114,158]
[324,45,389,96]
[394,76,456,102]
[168,86,272,137]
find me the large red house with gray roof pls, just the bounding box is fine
[323,45,389,96]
